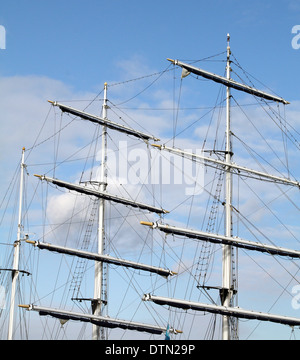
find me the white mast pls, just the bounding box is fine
[7,147,25,340]
[20,92,182,339]
[222,33,233,340]
[92,83,108,340]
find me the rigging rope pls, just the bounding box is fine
[196,167,224,287]
[4,50,300,339]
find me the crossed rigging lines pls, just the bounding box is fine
[3,51,300,339]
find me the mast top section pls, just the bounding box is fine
[227,33,231,66]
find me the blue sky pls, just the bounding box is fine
[1,0,300,166]
[1,0,300,340]
[0,0,299,96]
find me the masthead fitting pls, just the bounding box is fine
[227,33,231,55]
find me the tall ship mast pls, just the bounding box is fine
[1,35,300,340]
